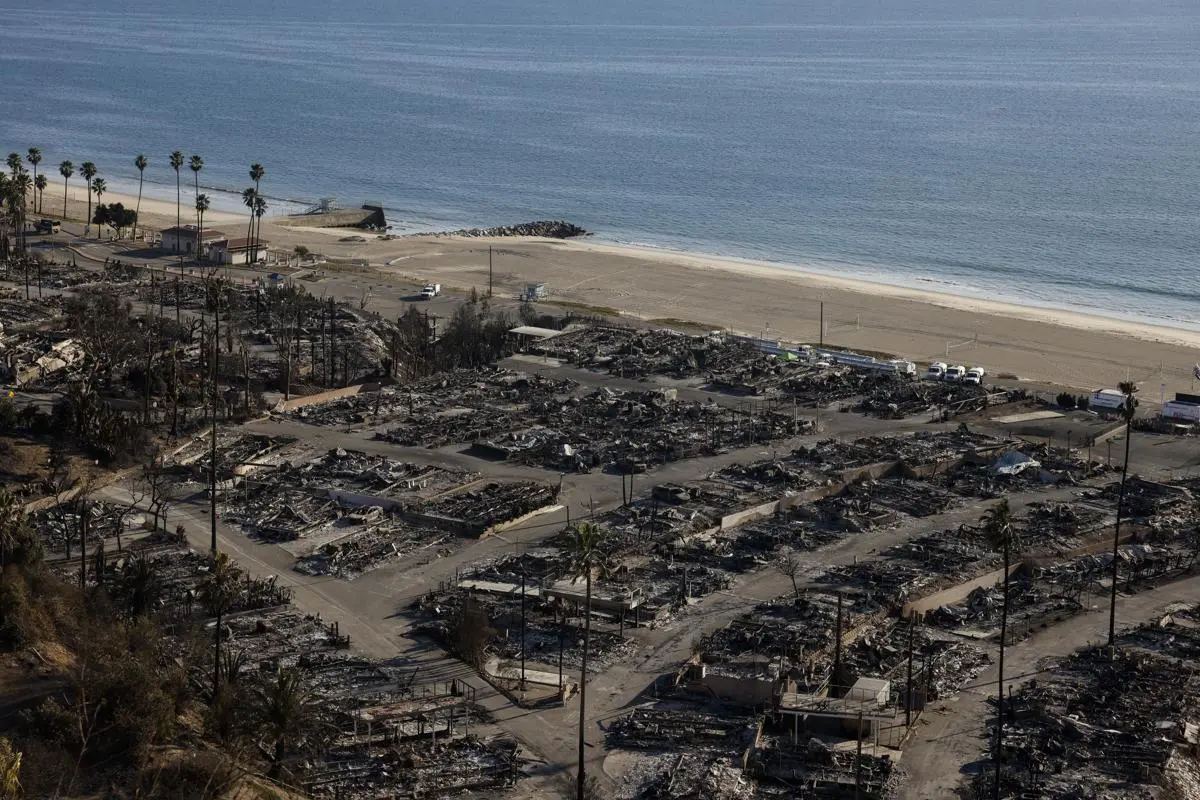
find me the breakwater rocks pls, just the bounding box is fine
[415,220,589,239]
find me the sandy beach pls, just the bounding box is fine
[253,224,1200,404]
[32,185,1200,404]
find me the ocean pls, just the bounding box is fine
[2,0,1199,329]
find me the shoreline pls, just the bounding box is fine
[555,239,1200,350]
[49,179,1199,344]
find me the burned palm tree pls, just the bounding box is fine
[564,522,612,800]
[199,552,240,703]
[249,666,322,778]
[981,498,1020,799]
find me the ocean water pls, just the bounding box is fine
[2,0,1199,329]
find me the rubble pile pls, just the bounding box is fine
[285,448,479,501]
[854,378,991,418]
[421,481,558,530]
[1097,475,1194,519]
[930,579,1083,637]
[174,432,298,479]
[530,326,764,382]
[607,707,755,750]
[305,736,521,799]
[839,478,957,518]
[842,621,989,701]
[294,369,575,432]
[884,525,997,574]
[994,630,1200,798]
[819,561,944,607]
[472,387,803,472]
[1017,500,1108,552]
[794,429,1005,474]
[748,736,898,799]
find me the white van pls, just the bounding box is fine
[962,367,985,386]
[944,365,966,382]
[926,362,947,380]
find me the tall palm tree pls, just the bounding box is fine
[253,194,268,262]
[4,154,19,177]
[133,154,148,242]
[33,174,47,214]
[564,522,611,800]
[199,551,239,701]
[58,161,73,219]
[189,154,204,225]
[981,499,1018,799]
[249,163,264,260]
[79,161,97,235]
[249,666,321,777]
[25,148,41,201]
[242,186,257,262]
[91,178,106,237]
[1107,381,1139,646]
[170,151,184,264]
[195,193,210,263]
[13,172,31,258]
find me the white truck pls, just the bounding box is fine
[418,283,441,300]
[962,367,986,386]
[1162,400,1200,423]
[926,362,947,380]
[943,365,967,382]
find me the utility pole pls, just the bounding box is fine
[488,246,493,298]
[905,611,916,728]
[520,556,527,690]
[819,301,824,348]
[210,286,219,555]
[833,591,843,697]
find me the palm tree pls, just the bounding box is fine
[79,161,97,234]
[249,163,264,260]
[249,666,321,777]
[25,148,41,202]
[195,193,210,263]
[33,174,47,214]
[253,194,268,262]
[1107,381,1139,646]
[241,186,257,262]
[121,553,162,617]
[981,499,1018,799]
[91,177,106,237]
[133,154,148,242]
[58,161,73,219]
[564,522,612,800]
[4,154,19,177]
[170,151,184,264]
[189,154,204,225]
[13,172,31,261]
[199,551,239,702]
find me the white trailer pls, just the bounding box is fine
[1162,401,1200,423]
[1090,389,1128,411]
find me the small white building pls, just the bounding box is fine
[159,225,228,255]
[207,237,267,265]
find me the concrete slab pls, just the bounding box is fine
[991,410,1064,423]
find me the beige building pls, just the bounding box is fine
[159,225,228,255]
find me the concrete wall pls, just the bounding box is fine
[721,500,780,530]
[901,564,1019,617]
[696,673,780,707]
[274,383,377,412]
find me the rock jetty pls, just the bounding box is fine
[414,220,589,239]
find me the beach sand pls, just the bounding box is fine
[252,222,1200,404]
[30,186,1200,403]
